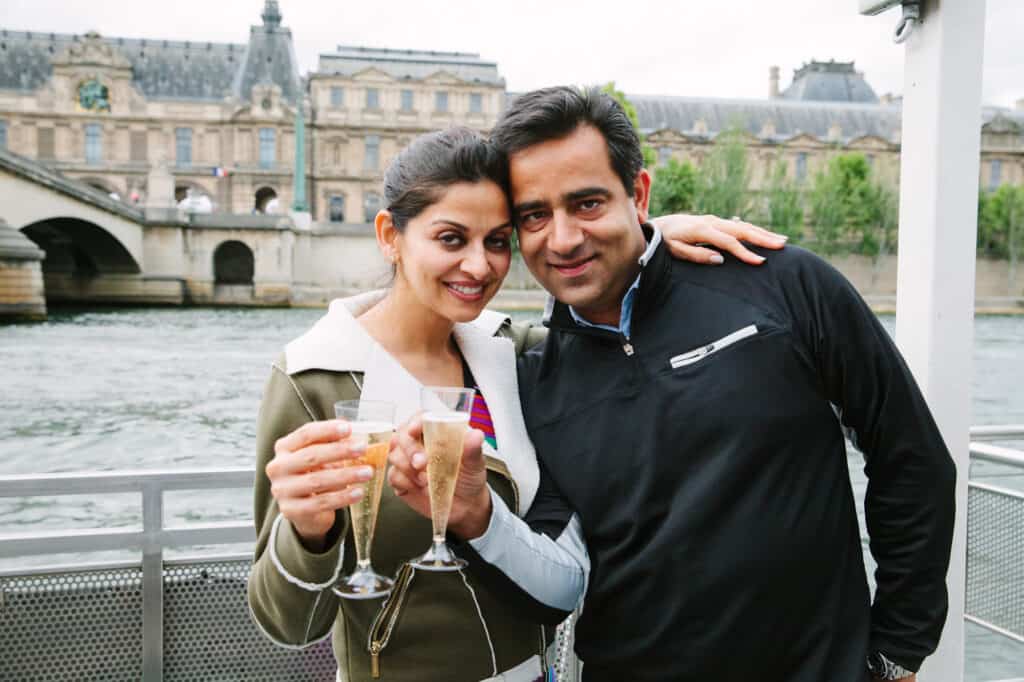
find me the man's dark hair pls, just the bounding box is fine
[383,126,509,230]
[490,86,644,196]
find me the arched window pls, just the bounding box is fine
[329,195,346,223]
[254,187,278,214]
[363,192,381,222]
[213,240,255,285]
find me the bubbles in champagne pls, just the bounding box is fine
[421,412,469,537]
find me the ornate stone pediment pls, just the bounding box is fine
[422,71,463,86]
[647,128,690,145]
[350,67,395,83]
[51,31,131,70]
[846,134,894,151]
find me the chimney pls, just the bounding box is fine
[769,66,780,98]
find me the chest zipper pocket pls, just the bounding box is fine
[669,324,759,369]
[367,563,416,678]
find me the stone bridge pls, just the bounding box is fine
[0,149,398,319]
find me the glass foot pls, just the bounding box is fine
[410,540,467,572]
[332,568,394,600]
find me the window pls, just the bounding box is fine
[330,86,344,108]
[364,191,381,222]
[175,127,192,166]
[364,135,380,171]
[658,146,673,166]
[130,131,148,162]
[795,152,808,183]
[37,127,55,160]
[85,123,102,164]
[400,89,414,112]
[366,88,379,110]
[259,128,276,169]
[435,91,449,113]
[0,121,7,151]
[989,159,1003,191]
[469,93,483,114]
[328,195,345,222]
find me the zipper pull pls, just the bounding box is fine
[623,342,635,356]
[370,643,382,678]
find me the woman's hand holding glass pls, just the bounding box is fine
[265,420,374,551]
[388,415,492,543]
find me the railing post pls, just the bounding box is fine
[893,0,987,680]
[141,481,164,681]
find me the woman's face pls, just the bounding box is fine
[391,180,513,323]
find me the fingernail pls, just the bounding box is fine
[357,466,374,480]
[709,254,725,265]
[756,255,766,263]
[412,453,426,468]
[777,236,789,242]
[350,487,365,501]
[350,442,367,453]
[337,421,350,436]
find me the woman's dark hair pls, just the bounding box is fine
[489,86,643,196]
[383,126,509,230]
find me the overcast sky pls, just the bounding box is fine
[4,0,1021,108]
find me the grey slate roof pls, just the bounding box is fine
[780,60,879,104]
[632,95,902,143]
[0,5,299,102]
[318,46,503,86]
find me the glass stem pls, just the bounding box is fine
[356,558,371,571]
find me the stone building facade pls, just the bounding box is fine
[1,2,1022,225]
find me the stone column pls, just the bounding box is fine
[0,218,47,321]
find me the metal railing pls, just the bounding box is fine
[1,429,1022,679]
[966,426,1024,645]
[0,468,335,681]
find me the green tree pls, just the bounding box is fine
[761,160,804,242]
[650,159,698,216]
[978,184,1024,291]
[600,82,657,167]
[807,153,878,255]
[694,127,751,220]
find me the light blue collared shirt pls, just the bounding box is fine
[568,227,662,340]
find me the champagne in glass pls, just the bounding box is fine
[411,387,475,571]
[332,400,395,599]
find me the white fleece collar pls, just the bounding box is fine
[283,292,538,514]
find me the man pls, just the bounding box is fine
[389,87,955,681]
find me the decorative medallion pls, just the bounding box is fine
[77,79,111,113]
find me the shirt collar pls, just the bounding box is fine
[567,226,662,338]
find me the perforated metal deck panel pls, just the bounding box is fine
[967,484,1024,640]
[0,565,145,681]
[162,558,336,681]
[0,559,336,681]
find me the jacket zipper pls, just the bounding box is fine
[365,462,520,678]
[669,324,759,369]
[367,562,415,678]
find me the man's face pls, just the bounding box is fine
[509,125,651,325]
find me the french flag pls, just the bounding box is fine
[212,167,230,178]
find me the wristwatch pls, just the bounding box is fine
[866,651,915,680]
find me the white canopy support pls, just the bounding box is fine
[891,0,988,680]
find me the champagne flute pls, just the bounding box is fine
[332,399,395,599]
[411,386,475,571]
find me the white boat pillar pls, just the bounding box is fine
[890,0,987,680]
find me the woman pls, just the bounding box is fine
[248,127,785,681]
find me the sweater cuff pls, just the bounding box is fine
[268,513,345,591]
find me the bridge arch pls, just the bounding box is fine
[21,217,142,282]
[213,240,255,285]
[254,186,278,214]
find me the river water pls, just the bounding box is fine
[1,307,1022,680]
